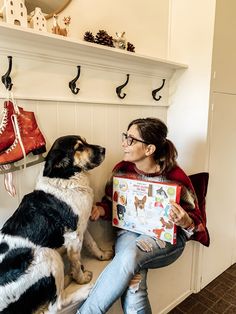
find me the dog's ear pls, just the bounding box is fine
[43,149,69,177]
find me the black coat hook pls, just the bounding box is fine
[152,79,166,101]
[2,56,13,91]
[116,74,130,99]
[69,65,81,94]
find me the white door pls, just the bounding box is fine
[201,92,236,288]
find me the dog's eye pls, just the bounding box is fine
[76,144,84,151]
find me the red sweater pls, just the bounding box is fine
[97,161,210,247]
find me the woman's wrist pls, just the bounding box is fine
[182,218,196,236]
[182,217,194,229]
[98,206,105,217]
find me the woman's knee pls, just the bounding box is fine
[117,247,141,274]
[121,272,151,314]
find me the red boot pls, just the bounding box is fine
[0,110,46,165]
[0,101,22,152]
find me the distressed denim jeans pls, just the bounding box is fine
[77,229,186,314]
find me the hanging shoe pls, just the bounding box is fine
[0,110,46,165]
[0,100,22,152]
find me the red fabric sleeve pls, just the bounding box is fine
[167,166,210,247]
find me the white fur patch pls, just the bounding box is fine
[36,168,94,238]
[0,159,105,312]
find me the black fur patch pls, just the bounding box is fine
[43,135,105,179]
[0,242,9,254]
[2,274,57,314]
[0,247,33,286]
[43,135,83,179]
[1,190,78,248]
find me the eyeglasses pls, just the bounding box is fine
[122,132,150,146]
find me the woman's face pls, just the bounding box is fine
[122,124,148,163]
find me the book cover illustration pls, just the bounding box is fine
[112,176,181,244]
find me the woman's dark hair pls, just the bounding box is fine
[127,117,178,174]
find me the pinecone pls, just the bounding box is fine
[84,31,95,43]
[95,30,114,47]
[127,42,135,53]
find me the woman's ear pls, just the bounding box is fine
[145,144,156,156]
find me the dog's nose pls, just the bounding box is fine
[101,147,106,154]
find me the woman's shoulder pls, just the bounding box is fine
[166,165,193,190]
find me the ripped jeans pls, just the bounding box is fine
[77,229,186,314]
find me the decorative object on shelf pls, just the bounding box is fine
[29,7,47,32]
[69,65,81,95]
[113,32,126,50]
[1,0,27,27]
[95,30,114,47]
[116,74,130,99]
[84,31,95,43]
[127,42,135,53]
[63,16,71,28]
[84,29,135,52]
[1,55,13,91]
[152,79,166,101]
[52,14,71,37]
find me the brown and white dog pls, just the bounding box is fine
[0,135,113,314]
[134,195,147,215]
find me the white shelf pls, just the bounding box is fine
[0,22,187,77]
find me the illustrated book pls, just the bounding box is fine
[112,176,181,244]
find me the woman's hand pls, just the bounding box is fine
[90,205,105,221]
[169,201,193,229]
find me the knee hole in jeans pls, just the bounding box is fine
[128,273,142,293]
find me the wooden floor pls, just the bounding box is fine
[168,263,236,314]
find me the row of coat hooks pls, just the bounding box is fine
[2,56,166,101]
[70,66,166,101]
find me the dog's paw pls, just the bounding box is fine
[82,270,93,284]
[78,282,94,299]
[73,270,93,284]
[98,249,114,261]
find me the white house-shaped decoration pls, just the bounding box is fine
[30,7,47,32]
[1,0,27,27]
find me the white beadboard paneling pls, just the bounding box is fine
[75,102,93,139]
[15,99,38,112]
[17,163,43,199]
[35,101,58,148]
[57,102,77,136]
